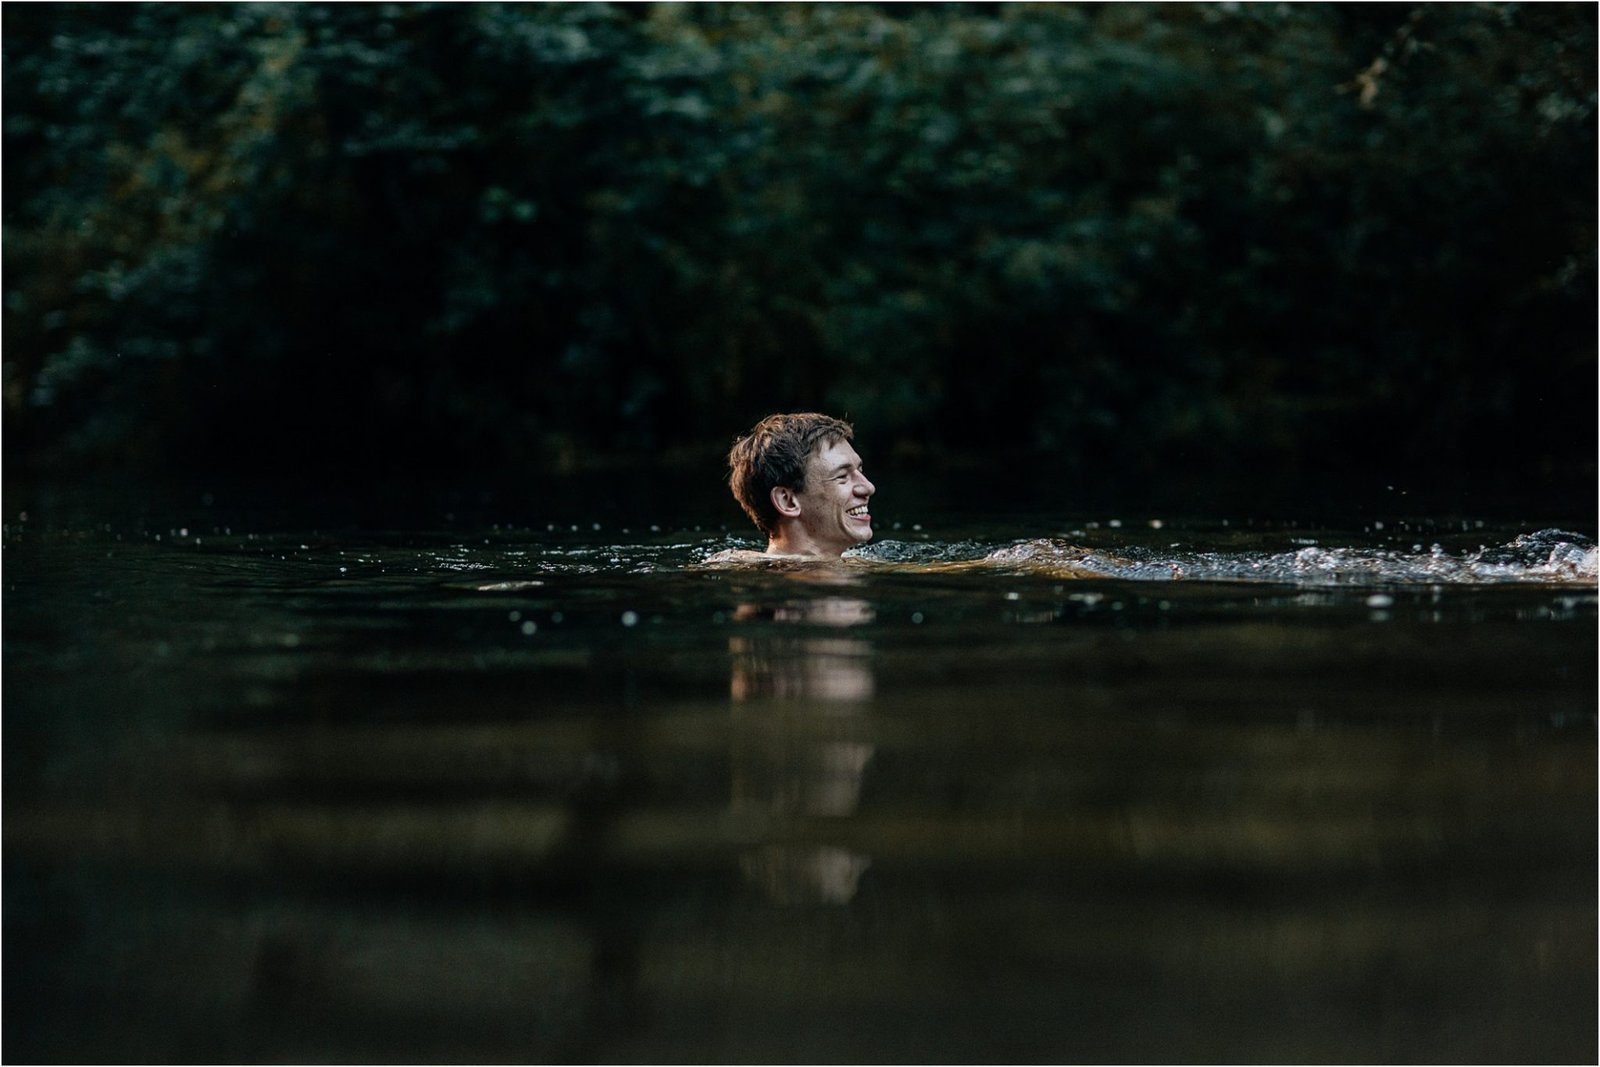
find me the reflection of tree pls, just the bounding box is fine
[729,598,875,905]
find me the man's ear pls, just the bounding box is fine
[770,485,801,518]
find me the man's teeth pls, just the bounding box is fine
[847,505,870,517]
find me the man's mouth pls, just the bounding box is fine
[846,504,870,519]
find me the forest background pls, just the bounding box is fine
[4,2,1595,503]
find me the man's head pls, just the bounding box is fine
[728,412,875,556]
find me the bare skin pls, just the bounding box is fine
[709,438,875,563]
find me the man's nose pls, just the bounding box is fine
[856,473,874,496]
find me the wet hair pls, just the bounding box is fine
[728,412,854,536]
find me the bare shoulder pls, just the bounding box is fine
[700,547,842,568]
[701,548,778,566]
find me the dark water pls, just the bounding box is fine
[5,478,1596,1062]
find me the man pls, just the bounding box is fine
[713,412,875,561]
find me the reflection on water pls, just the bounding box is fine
[4,493,1596,1062]
[730,597,875,904]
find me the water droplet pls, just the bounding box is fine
[621,611,639,627]
[1004,591,1020,601]
[1366,594,1395,608]
[509,610,522,622]
[1373,521,1385,531]
[1148,519,1163,529]
[521,620,537,636]
[911,611,925,624]
[1108,519,1122,528]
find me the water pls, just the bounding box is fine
[5,482,1595,1062]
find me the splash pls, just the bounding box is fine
[984,528,1597,586]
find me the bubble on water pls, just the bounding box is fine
[1148,519,1164,529]
[592,523,601,531]
[1108,519,1122,528]
[521,620,537,636]
[621,611,639,627]
[509,610,522,622]
[1365,594,1395,608]
[911,612,925,624]
[1373,521,1385,530]
[1004,591,1020,601]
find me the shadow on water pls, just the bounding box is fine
[4,476,1596,1062]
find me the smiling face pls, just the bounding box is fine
[779,438,875,557]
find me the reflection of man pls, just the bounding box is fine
[713,412,875,561]
[728,596,876,905]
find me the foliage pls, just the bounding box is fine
[3,2,1594,481]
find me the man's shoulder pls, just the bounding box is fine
[703,548,775,565]
[703,547,829,567]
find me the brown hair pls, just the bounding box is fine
[727,412,854,535]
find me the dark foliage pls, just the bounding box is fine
[4,2,1594,484]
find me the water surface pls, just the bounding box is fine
[5,482,1595,1062]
